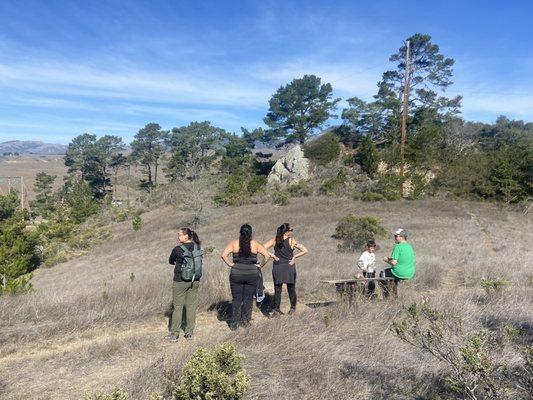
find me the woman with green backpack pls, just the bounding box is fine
[167,227,203,342]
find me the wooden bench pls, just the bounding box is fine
[321,277,397,303]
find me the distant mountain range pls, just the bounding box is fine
[0,140,67,155]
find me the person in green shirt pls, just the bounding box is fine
[380,228,415,298]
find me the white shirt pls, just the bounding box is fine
[357,251,376,273]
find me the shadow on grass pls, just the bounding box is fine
[340,361,455,399]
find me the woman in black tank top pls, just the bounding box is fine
[221,224,276,329]
[263,223,308,316]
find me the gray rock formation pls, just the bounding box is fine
[267,145,310,186]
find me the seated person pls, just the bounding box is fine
[381,228,415,298]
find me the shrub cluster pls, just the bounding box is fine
[303,132,341,166]
[333,214,387,251]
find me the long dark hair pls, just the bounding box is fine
[275,223,291,248]
[239,224,252,257]
[180,227,201,246]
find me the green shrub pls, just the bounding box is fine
[304,132,341,165]
[170,342,250,400]
[355,135,379,178]
[333,215,386,251]
[361,191,386,202]
[481,278,508,300]
[319,170,347,196]
[132,215,142,231]
[0,192,39,294]
[213,170,267,206]
[392,303,505,400]
[406,172,429,200]
[271,189,290,206]
[286,182,313,197]
[375,172,404,201]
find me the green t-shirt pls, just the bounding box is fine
[390,242,415,280]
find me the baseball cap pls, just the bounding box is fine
[393,228,408,238]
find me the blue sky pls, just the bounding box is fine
[0,0,532,144]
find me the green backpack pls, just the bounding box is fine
[179,244,204,282]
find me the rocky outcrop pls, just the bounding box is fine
[267,145,310,186]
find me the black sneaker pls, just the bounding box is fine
[288,307,296,315]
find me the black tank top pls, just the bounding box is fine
[232,252,258,265]
[273,238,294,265]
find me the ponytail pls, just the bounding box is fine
[275,223,291,248]
[180,227,201,246]
[239,224,252,257]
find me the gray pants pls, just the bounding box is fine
[170,281,199,335]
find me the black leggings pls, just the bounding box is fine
[229,271,257,328]
[274,283,297,310]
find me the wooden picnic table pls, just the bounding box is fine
[321,277,397,303]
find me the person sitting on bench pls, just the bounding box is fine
[380,228,415,298]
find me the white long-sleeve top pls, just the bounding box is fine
[357,251,376,273]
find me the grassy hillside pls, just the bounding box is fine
[0,197,531,399]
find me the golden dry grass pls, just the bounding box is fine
[0,196,532,399]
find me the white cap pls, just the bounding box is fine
[393,228,408,238]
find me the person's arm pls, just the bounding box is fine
[383,246,399,266]
[169,246,180,265]
[262,238,276,251]
[254,241,275,268]
[220,241,236,268]
[357,252,367,271]
[289,238,308,265]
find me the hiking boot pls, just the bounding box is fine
[165,333,179,342]
[288,307,296,315]
[184,333,193,341]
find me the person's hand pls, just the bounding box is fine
[229,263,235,268]
[270,253,279,261]
[289,257,296,266]
[255,263,262,269]
[382,256,389,263]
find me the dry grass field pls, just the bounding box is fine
[0,196,532,399]
[0,154,149,203]
[0,155,67,198]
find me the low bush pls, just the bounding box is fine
[392,302,531,399]
[374,172,404,201]
[214,169,267,206]
[286,182,313,197]
[170,342,250,400]
[361,191,386,202]
[319,170,347,196]
[304,132,341,166]
[132,215,143,231]
[270,189,290,206]
[481,277,508,300]
[333,214,386,251]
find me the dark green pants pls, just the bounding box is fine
[170,281,199,335]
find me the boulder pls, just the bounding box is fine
[267,145,310,186]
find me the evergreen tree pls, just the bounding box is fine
[264,75,340,144]
[356,135,379,178]
[30,172,57,217]
[130,123,168,191]
[0,191,39,294]
[165,121,225,180]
